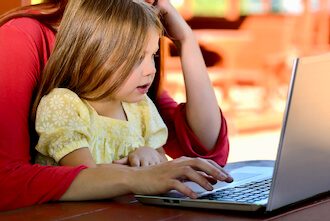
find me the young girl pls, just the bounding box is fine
[32,0,168,167]
[0,0,231,211]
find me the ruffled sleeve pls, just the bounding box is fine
[35,88,91,163]
[156,91,229,166]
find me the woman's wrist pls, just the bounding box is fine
[60,165,135,201]
[124,166,148,194]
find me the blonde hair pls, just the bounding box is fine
[32,0,163,122]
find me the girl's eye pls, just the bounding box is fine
[152,53,159,59]
[137,54,145,65]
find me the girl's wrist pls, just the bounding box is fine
[173,29,196,49]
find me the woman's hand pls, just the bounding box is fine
[113,147,167,167]
[128,156,233,198]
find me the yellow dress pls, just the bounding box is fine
[35,88,168,165]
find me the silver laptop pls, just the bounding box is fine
[135,52,330,212]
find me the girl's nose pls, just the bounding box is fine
[143,61,156,76]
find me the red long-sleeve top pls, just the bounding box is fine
[0,18,229,211]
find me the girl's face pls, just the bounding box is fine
[113,28,160,103]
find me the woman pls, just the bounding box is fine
[0,0,231,211]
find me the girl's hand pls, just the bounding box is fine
[152,0,192,43]
[128,157,233,198]
[113,147,167,167]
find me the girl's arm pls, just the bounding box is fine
[157,91,229,166]
[59,148,97,167]
[156,1,221,150]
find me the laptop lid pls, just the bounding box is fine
[266,52,330,211]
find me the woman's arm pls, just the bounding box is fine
[60,157,232,201]
[156,1,221,150]
[58,149,231,200]
[0,18,87,211]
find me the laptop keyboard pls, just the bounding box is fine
[198,178,272,203]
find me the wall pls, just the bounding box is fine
[0,1,22,15]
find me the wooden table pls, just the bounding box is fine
[1,161,330,221]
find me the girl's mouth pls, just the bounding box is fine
[137,83,150,94]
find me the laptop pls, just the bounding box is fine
[135,52,330,212]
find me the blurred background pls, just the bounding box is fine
[1,0,330,162]
[162,0,330,163]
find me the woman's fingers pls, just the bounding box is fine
[168,180,197,199]
[206,159,233,183]
[198,171,218,185]
[183,157,233,183]
[177,166,214,192]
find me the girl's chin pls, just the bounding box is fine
[122,94,145,103]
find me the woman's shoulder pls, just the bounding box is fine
[4,16,40,26]
[3,17,50,32]
[1,17,55,45]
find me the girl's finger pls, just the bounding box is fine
[129,155,141,167]
[140,159,149,167]
[113,157,128,165]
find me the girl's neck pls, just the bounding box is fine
[87,99,127,121]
